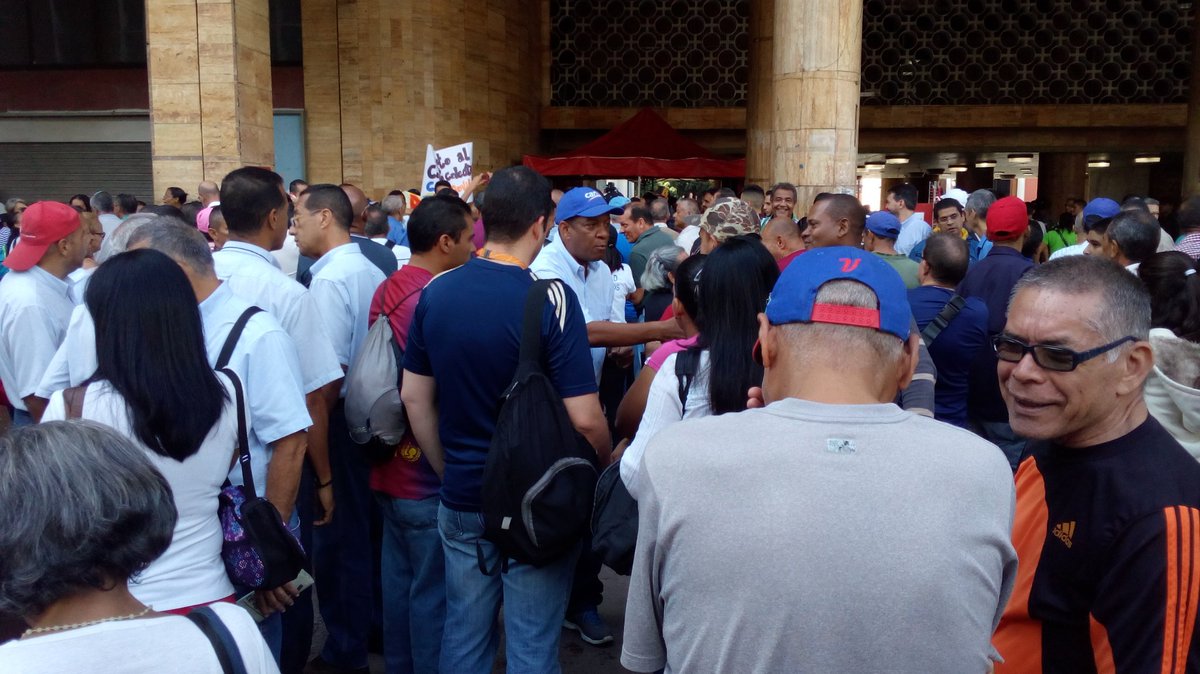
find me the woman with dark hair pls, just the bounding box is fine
[0,421,277,671]
[615,253,706,443]
[1139,251,1200,458]
[40,249,241,614]
[68,194,92,212]
[619,237,778,491]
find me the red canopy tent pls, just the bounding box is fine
[523,108,745,178]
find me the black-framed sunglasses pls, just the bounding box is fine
[992,334,1136,372]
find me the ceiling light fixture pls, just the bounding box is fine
[1008,153,1034,164]
[948,164,968,172]
[1088,160,1111,168]
[1134,155,1161,164]
[885,155,910,164]
[975,160,997,168]
[864,162,885,170]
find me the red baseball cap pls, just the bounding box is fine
[986,196,1030,242]
[4,201,82,272]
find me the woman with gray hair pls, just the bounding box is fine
[0,421,277,672]
[640,244,686,322]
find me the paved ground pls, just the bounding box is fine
[306,567,632,673]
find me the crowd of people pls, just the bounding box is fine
[0,164,1198,674]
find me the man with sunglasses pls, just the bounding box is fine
[992,255,1200,673]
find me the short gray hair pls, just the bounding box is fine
[95,212,157,263]
[966,189,996,221]
[641,245,685,291]
[676,198,700,217]
[778,279,904,365]
[650,198,670,223]
[381,193,407,215]
[1106,209,1160,265]
[1011,255,1151,346]
[0,420,176,617]
[126,216,215,276]
[91,191,115,213]
[4,197,24,212]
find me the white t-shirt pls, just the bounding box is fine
[0,602,278,674]
[675,225,700,254]
[611,264,634,324]
[42,378,239,611]
[369,237,412,267]
[620,349,712,493]
[0,266,76,410]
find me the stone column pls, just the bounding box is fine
[146,0,275,198]
[1184,0,1200,199]
[744,0,774,187]
[1038,153,1088,216]
[746,0,862,209]
[302,0,541,197]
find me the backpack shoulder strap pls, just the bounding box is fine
[186,606,248,674]
[216,306,264,370]
[385,240,396,249]
[920,294,966,345]
[518,279,557,368]
[674,348,700,419]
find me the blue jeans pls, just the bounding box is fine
[11,409,32,427]
[438,504,579,674]
[376,493,445,674]
[312,404,375,669]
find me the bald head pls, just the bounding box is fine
[340,184,368,234]
[761,214,805,260]
[197,181,220,206]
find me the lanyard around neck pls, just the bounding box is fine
[478,248,526,269]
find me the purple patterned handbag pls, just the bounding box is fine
[214,308,306,590]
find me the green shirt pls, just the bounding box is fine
[874,252,921,290]
[630,226,676,288]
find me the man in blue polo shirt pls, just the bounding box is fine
[402,166,611,673]
[909,233,990,428]
[958,195,1035,467]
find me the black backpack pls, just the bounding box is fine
[477,279,600,573]
[591,347,699,575]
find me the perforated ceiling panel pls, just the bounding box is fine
[549,0,750,107]
[861,0,1193,105]
[548,0,1193,108]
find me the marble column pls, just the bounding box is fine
[301,0,541,197]
[746,0,862,209]
[146,0,275,198]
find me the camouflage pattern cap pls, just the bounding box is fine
[700,198,760,242]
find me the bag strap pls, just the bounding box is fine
[385,239,396,249]
[674,348,700,420]
[216,307,264,370]
[217,367,255,500]
[186,606,248,674]
[518,279,557,368]
[381,286,423,320]
[920,294,966,345]
[63,385,87,420]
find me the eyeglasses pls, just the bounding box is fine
[992,334,1136,372]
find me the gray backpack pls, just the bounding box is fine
[344,288,420,452]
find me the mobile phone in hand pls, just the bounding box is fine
[235,569,315,623]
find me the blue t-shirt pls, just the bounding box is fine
[403,257,598,512]
[908,286,990,428]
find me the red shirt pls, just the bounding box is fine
[778,248,805,272]
[368,265,441,500]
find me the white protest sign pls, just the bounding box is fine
[421,142,474,197]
